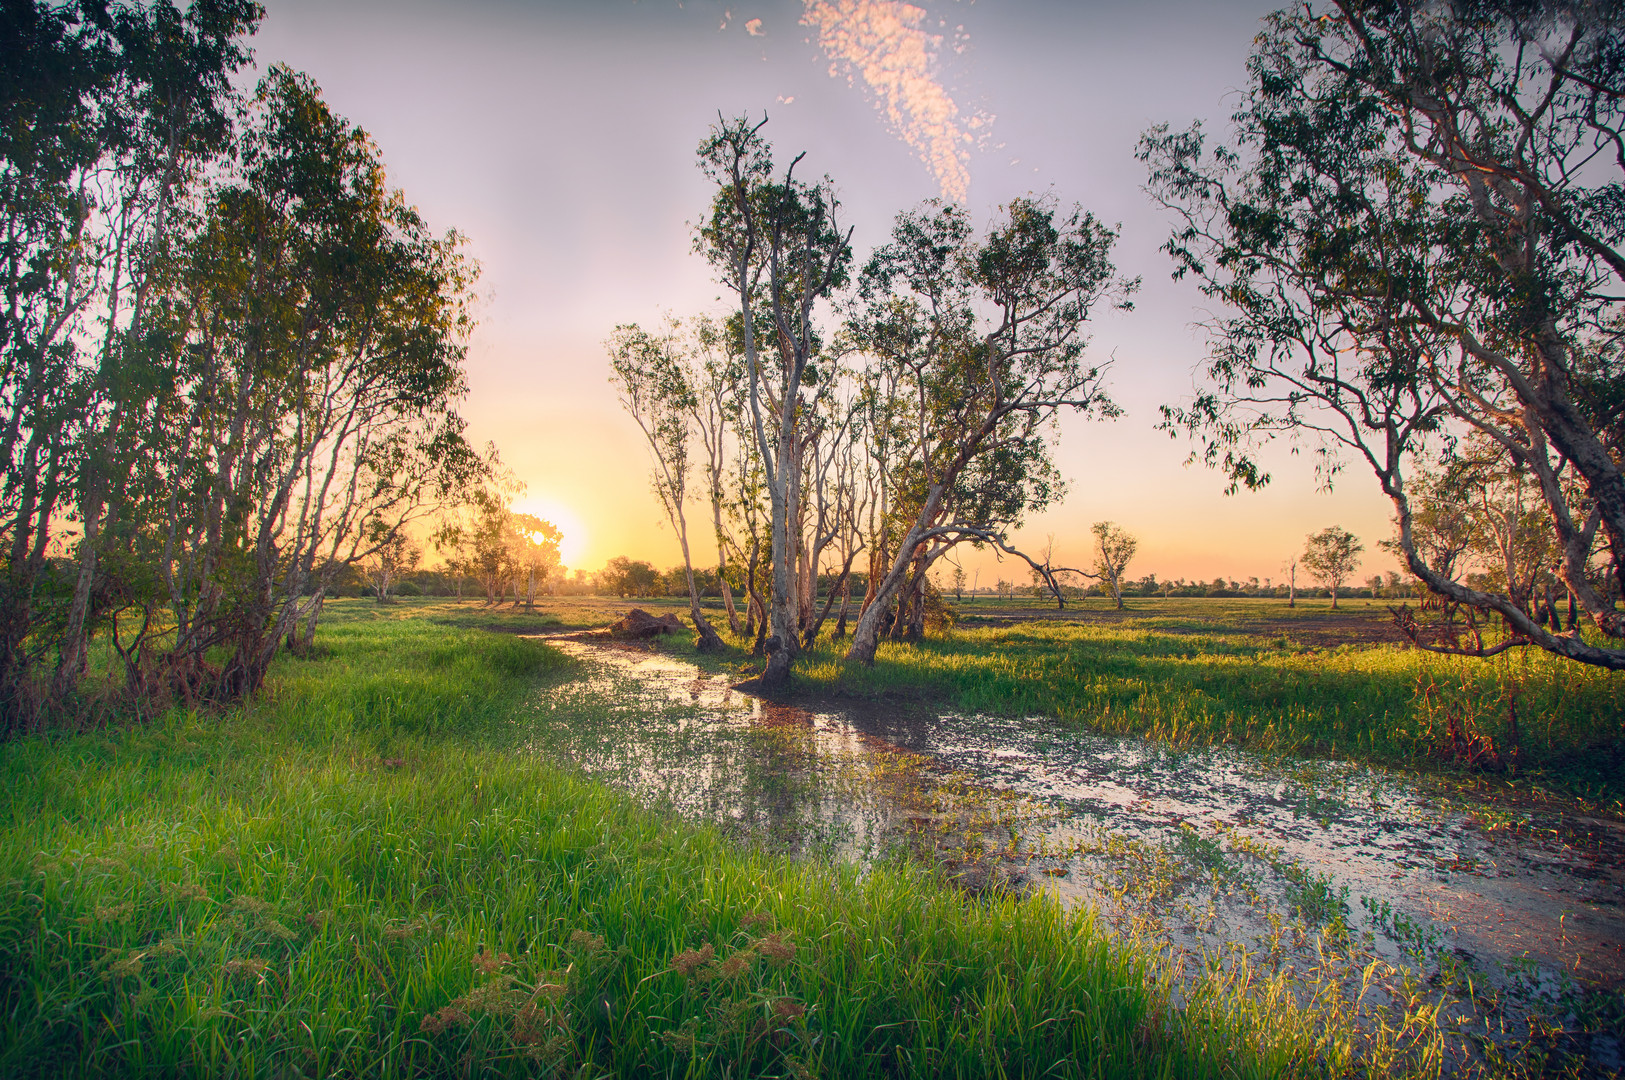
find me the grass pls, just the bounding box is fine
[659,597,1625,810]
[0,600,1329,1079]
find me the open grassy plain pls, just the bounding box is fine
[0,599,1330,1079]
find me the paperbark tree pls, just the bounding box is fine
[284,422,489,654]
[608,322,724,650]
[684,315,745,633]
[140,67,479,701]
[508,512,561,610]
[725,436,772,650]
[1143,0,1625,668]
[1387,449,1574,643]
[464,492,514,604]
[803,400,867,645]
[1021,535,1094,610]
[0,0,261,727]
[601,557,661,598]
[843,198,1131,664]
[697,116,852,685]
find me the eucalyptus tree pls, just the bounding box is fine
[1019,535,1098,611]
[1091,521,1138,610]
[1380,468,1476,606]
[55,0,270,698]
[1394,448,1572,635]
[284,419,489,654]
[842,198,1131,664]
[1142,0,1625,667]
[461,490,515,604]
[789,350,868,644]
[508,512,562,610]
[853,335,908,625]
[448,486,556,607]
[362,529,420,604]
[1301,527,1363,609]
[608,322,724,650]
[0,0,261,726]
[725,431,772,649]
[803,406,869,645]
[697,115,852,685]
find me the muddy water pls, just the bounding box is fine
[523,639,1624,1057]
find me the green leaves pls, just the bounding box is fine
[850,197,1127,534]
[1143,0,1625,666]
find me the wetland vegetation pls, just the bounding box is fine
[662,595,1625,810]
[0,600,1320,1078]
[3,0,1623,1076]
[5,597,1617,1077]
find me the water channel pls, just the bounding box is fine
[521,637,1625,1068]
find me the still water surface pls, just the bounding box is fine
[522,639,1624,1004]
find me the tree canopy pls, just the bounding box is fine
[1142,0,1625,668]
[0,4,490,725]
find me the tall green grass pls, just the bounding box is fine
[0,609,1310,1078]
[695,604,1625,807]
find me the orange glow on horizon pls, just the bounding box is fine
[512,495,589,569]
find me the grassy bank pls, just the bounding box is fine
[0,602,1316,1078]
[670,598,1624,808]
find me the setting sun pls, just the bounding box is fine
[513,495,588,569]
[4,3,1619,1072]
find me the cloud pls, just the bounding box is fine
[746,17,765,36]
[801,0,988,203]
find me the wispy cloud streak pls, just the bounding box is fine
[801,0,986,202]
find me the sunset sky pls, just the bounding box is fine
[253,0,1403,585]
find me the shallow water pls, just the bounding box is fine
[522,639,1625,1063]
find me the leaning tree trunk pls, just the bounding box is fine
[675,523,725,652]
[287,589,325,654]
[847,525,930,665]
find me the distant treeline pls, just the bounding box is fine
[399,558,1425,605]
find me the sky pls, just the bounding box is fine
[250,0,1403,585]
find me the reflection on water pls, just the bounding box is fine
[524,644,1013,874]
[522,640,1625,1066]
